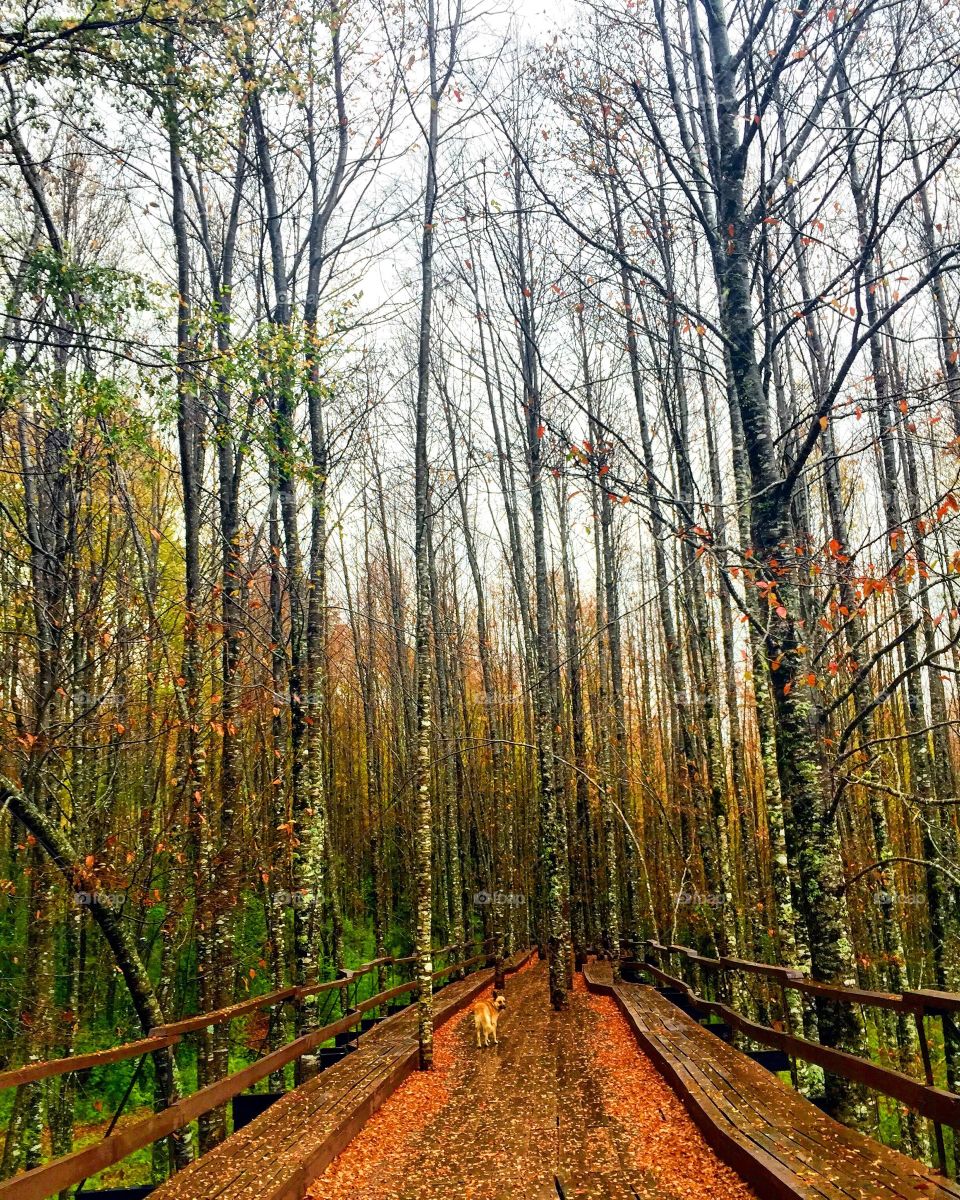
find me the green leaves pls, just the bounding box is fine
[24,245,162,333]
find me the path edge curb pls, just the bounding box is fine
[581,962,805,1200]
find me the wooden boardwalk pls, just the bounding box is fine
[584,962,960,1200]
[7,954,960,1199]
[306,958,757,1200]
[150,951,532,1200]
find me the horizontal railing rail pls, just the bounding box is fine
[0,1034,182,1091]
[648,941,960,1016]
[294,956,393,1002]
[151,987,299,1038]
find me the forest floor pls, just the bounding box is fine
[306,958,758,1200]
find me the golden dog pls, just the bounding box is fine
[473,991,506,1048]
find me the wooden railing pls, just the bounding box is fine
[0,938,498,1200]
[0,1034,182,1091]
[640,940,960,1174]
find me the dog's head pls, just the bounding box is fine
[492,992,506,1012]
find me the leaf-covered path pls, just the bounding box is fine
[307,959,758,1200]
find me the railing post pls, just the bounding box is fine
[915,1009,949,1176]
[778,978,800,1091]
[339,968,350,1027]
[293,993,305,1087]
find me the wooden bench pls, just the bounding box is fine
[152,950,532,1200]
[584,962,960,1200]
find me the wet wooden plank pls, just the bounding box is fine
[645,997,941,1200]
[584,963,960,1200]
[641,959,960,1128]
[664,1003,947,1200]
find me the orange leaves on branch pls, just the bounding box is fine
[936,492,959,520]
[861,576,889,599]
